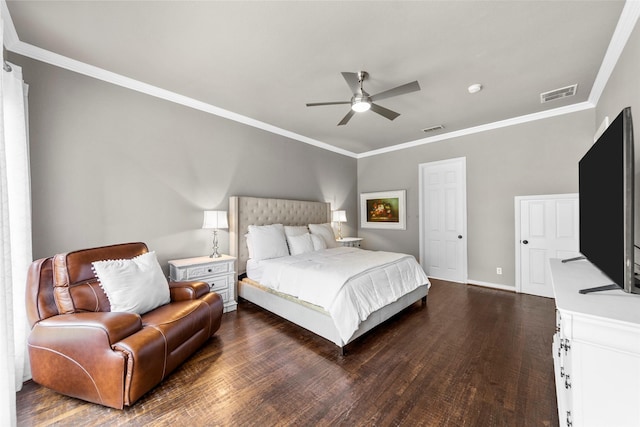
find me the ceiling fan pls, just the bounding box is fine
[306,71,420,126]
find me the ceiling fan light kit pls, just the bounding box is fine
[306,70,421,126]
[351,98,371,112]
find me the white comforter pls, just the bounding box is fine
[256,247,430,343]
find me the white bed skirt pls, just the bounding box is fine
[238,278,428,351]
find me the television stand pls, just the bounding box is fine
[550,258,640,427]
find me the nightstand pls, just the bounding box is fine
[168,255,237,312]
[336,237,363,248]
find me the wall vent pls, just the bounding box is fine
[540,84,578,103]
[422,124,444,133]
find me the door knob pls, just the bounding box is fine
[458,235,463,239]
[522,240,529,245]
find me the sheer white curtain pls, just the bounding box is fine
[0,17,33,427]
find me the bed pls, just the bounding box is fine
[229,196,430,354]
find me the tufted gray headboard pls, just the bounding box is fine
[229,196,331,276]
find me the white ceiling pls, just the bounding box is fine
[3,1,635,157]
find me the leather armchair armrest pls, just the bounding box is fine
[28,312,142,409]
[169,280,209,301]
[32,312,142,346]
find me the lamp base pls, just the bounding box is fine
[210,229,221,258]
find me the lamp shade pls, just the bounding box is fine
[332,210,347,223]
[202,210,228,229]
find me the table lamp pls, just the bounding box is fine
[332,210,347,240]
[203,210,228,258]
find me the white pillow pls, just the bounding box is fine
[92,251,170,315]
[244,233,252,255]
[310,234,327,251]
[287,233,315,255]
[284,225,308,238]
[247,223,289,260]
[308,223,338,248]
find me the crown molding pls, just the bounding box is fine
[588,0,640,106]
[1,0,19,48]
[10,40,358,158]
[0,0,358,159]
[359,0,639,159]
[357,101,595,159]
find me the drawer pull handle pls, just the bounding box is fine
[208,269,212,273]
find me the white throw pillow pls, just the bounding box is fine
[92,251,170,315]
[308,223,338,248]
[284,225,309,238]
[310,234,327,251]
[247,223,289,260]
[287,233,315,256]
[244,233,252,255]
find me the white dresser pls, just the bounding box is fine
[550,258,640,427]
[169,255,237,312]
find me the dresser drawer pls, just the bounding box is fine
[204,273,234,291]
[174,260,233,280]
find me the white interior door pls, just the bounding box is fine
[419,157,467,283]
[516,194,580,298]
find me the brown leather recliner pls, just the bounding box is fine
[25,242,224,409]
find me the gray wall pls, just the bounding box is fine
[357,111,594,287]
[12,55,357,270]
[596,19,640,250]
[596,20,639,141]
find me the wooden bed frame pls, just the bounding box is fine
[229,196,428,354]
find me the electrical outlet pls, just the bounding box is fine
[496,267,503,275]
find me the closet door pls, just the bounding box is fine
[516,194,579,297]
[419,157,467,283]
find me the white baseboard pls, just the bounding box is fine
[466,279,516,292]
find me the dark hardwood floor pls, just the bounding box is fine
[17,280,559,426]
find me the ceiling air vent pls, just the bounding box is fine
[540,84,578,103]
[422,124,444,133]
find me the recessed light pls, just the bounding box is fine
[468,83,483,94]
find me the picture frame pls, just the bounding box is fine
[360,190,406,230]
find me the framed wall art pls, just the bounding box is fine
[360,190,406,230]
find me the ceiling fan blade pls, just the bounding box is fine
[338,109,356,126]
[341,72,360,94]
[370,103,400,121]
[370,81,421,102]
[306,101,351,107]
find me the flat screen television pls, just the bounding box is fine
[574,107,637,294]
